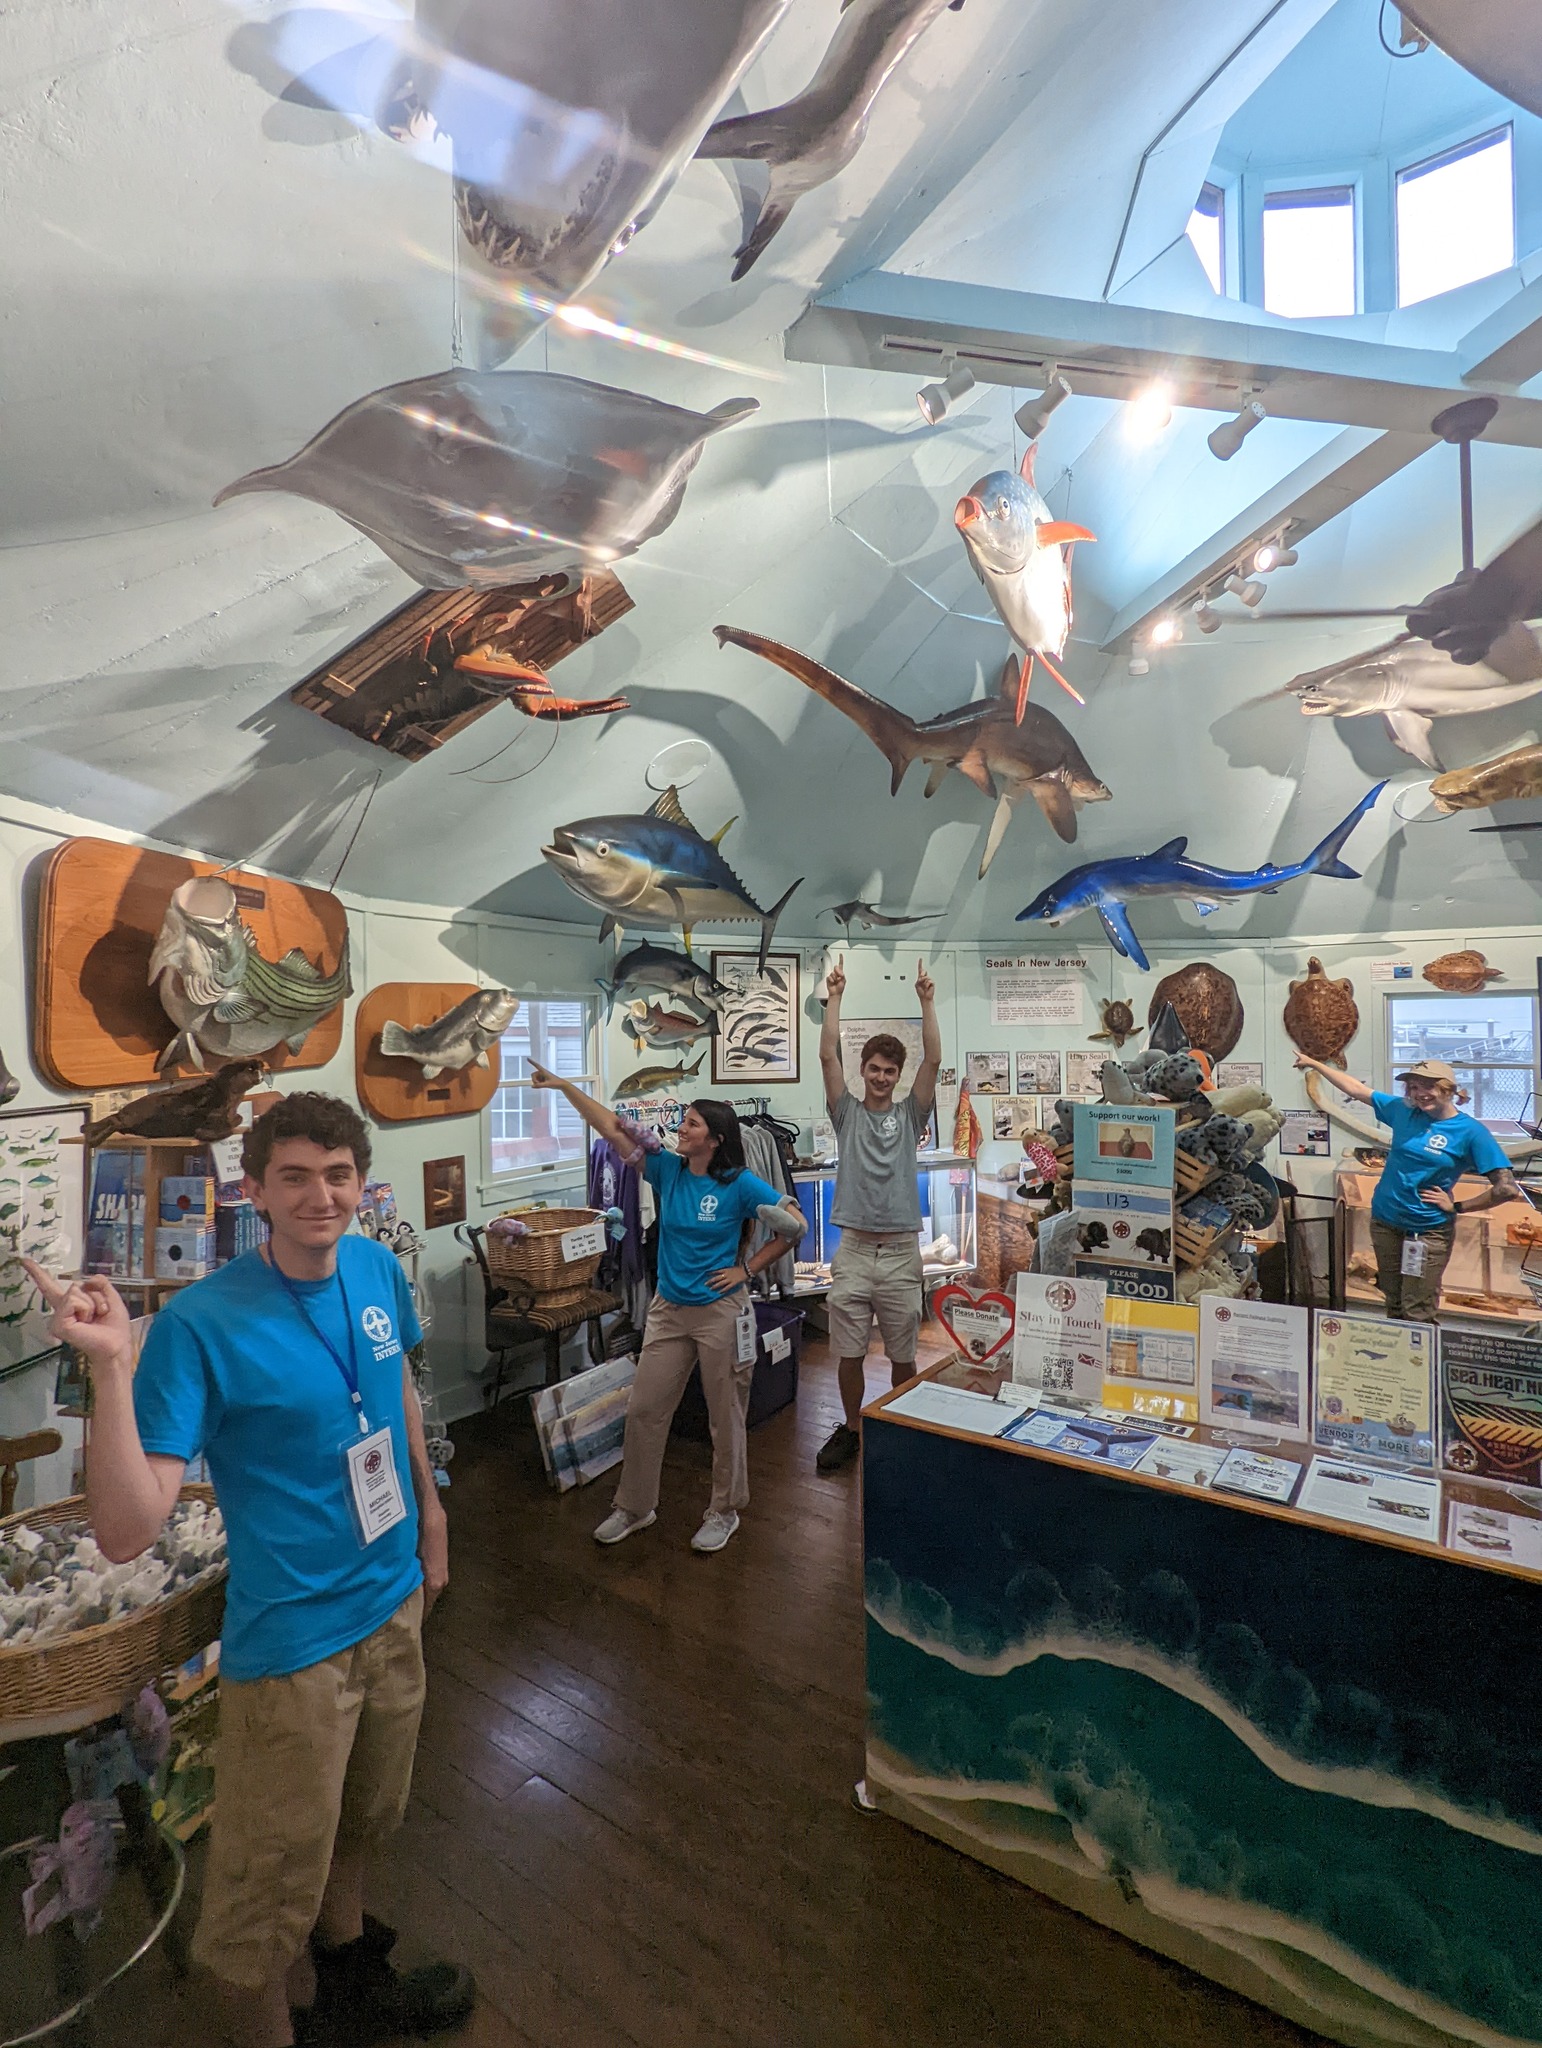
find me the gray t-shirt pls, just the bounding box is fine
[829,1089,928,1232]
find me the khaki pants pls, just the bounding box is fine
[613,1294,752,1518]
[1370,1217,1454,1324]
[828,1233,923,1365]
[193,1587,425,1990]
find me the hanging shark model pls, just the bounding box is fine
[1016,785,1387,972]
[1287,633,1542,769]
[714,625,1110,876]
[823,901,941,932]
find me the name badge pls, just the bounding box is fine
[345,1426,409,1545]
[734,1300,757,1366]
[1401,1236,1428,1277]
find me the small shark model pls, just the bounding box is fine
[543,786,800,971]
[954,441,1094,719]
[1287,633,1542,769]
[823,901,941,933]
[695,0,964,278]
[379,988,518,1077]
[714,626,1110,875]
[596,941,734,1021]
[1017,785,1386,972]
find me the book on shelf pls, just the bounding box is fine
[85,1148,145,1278]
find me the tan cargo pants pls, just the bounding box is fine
[613,1293,752,1518]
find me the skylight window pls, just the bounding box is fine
[1186,183,1225,294]
[1262,186,1356,318]
[1396,127,1514,308]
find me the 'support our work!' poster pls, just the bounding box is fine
[1071,1103,1176,1187]
[1313,1309,1435,1469]
[1012,1271,1106,1404]
[1438,1326,1542,1485]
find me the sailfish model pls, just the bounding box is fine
[714,625,1111,875]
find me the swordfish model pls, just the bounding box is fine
[1017,784,1387,972]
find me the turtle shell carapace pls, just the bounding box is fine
[1148,963,1243,1062]
[1089,998,1139,1047]
[1284,956,1358,1065]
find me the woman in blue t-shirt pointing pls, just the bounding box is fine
[1294,1052,1521,1322]
[530,1067,801,1554]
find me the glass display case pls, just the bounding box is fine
[790,1155,976,1295]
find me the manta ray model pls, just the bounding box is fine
[695,0,964,278]
[1017,785,1386,972]
[714,625,1110,875]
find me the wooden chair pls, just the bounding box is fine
[0,1430,63,1516]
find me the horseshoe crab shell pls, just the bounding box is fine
[1147,963,1243,1062]
[1284,957,1359,1065]
[1089,998,1139,1047]
[1423,949,1503,994]
[215,370,758,589]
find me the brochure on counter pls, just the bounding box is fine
[1313,1310,1435,1470]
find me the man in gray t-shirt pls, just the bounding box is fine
[816,957,941,1473]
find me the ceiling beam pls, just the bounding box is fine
[1098,428,1435,652]
[786,271,1542,445]
[1458,274,1542,387]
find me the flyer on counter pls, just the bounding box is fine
[1001,1404,1085,1447]
[1070,1181,1174,1267]
[1213,1447,1304,1504]
[1071,1103,1176,1187]
[1133,1438,1228,1488]
[1445,1498,1542,1572]
[1298,1457,1440,1542]
[1438,1326,1542,1485]
[1200,1297,1309,1438]
[1036,1412,1164,1468]
[1102,1297,1200,1419]
[883,1382,1037,1439]
[1313,1310,1435,1468]
[1012,1272,1106,1404]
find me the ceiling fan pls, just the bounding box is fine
[1230,396,1542,684]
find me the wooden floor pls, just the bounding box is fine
[95,1336,1328,2048]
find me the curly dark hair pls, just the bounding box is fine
[242,1092,373,1181]
[860,1033,907,1072]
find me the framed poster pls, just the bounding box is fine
[965,1051,1009,1094]
[0,1105,88,1370]
[1199,1297,1309,1438]
[710,953,799,1085]
[1013,1050,1063,1096]
[991,1097,1045,1142]
[1064,1050,1104,1097]
[1313,1310,1435,1469]
[422,1156,467,1230]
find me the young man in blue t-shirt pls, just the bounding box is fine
[28,1095,471,2048]
[1294,1053,1521,1321]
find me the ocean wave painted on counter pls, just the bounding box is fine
[866,1600,1542,2044]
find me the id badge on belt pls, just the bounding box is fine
[1401,1235,1428,1277]
[343,1427,409,1545]
[734,1299,757,1366]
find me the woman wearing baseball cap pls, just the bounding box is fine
[1294,1052,1521,1321]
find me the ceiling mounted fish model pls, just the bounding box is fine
[1397,4,1542,120]
[1287,633,1542,769]
[823,901,941,933]
[541,787,801,971]
[954,441,1094,721]
[695,0,964,278]
[1016,785,1386,972]
[149,878,352,1073]
[595,941,732,1020]
[216,371,757,591]
[715,625,1110,875]
[271,0,790,362]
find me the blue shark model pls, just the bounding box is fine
[1016,784,1386,971]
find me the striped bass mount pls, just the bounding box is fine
[149,875,352,1072]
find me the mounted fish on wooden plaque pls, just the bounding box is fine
[356,984,514,1125]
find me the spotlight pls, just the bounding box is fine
[1149,616,1181,647]
[1193,600,1221,635]
[1225,572,1266,607]
[1207,399,1266,461]
[1125,380,1173,441]
[1252,539,1299,573]
[917,358,976,426]
[1128,656,1151,677]
[1014,372,1071,442]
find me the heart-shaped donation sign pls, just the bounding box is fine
[931,1283,1016,1393]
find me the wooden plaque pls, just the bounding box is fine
[356,983,505,1125]
[33,839,349,1089]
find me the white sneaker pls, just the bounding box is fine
[593,1507,656,1546]
[690,1509,740,1554]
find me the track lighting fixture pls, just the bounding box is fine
[1193,600,1221,635]
[1014,373,1072,442]
[1125,380,1173,441]
[1208,399,1266,461]
[1128,656,1151,676]
[1251,539,1299,573]
[1225,571,1266,608]
[917,358,977,426]
[1149,616,1181,648]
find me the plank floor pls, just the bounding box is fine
[92,1334,1328,2048]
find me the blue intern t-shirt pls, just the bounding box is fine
[643,1151,780,1306]
[133,1236,423,1681]
[1369,1090,1509,1233]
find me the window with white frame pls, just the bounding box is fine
[486,997,594,1176]
[1396,127,1514,308]
[1262,185,1356,318]
[1387,993,1536,1138]
[1186,182,1226,294]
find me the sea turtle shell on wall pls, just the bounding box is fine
[1147,963,1244,1062]
[1089,998,1140,1047]
[1283,957,1359,1065]
[1422,950,1502,994]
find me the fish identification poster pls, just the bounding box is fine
[1313,1310,1435,1469]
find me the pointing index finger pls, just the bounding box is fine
[20,1257,79,1312]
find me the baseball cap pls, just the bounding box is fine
[1396,1059,1457,1085]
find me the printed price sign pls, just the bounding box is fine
[560,1220,605,1262]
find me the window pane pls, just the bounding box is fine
[487,996,594,1176]
[1186,183,1224,294]
[1263,187,1355,318]
[1387,994,1536,1135]
[1397,127,1513,308]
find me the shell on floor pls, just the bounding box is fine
[1283,957,1359,1065]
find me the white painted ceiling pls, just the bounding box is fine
[5,0,1542,957]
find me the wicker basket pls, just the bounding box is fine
[0,1485,226,1727]
[487,1206,606,1309]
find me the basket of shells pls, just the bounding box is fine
[0,1485,226,1727]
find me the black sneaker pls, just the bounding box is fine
[816,1424,860,1473]
[307,1933,476,2040]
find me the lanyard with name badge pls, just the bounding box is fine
[268,1252,408,1546]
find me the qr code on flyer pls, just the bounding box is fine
[1043,1358,1073,1392]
